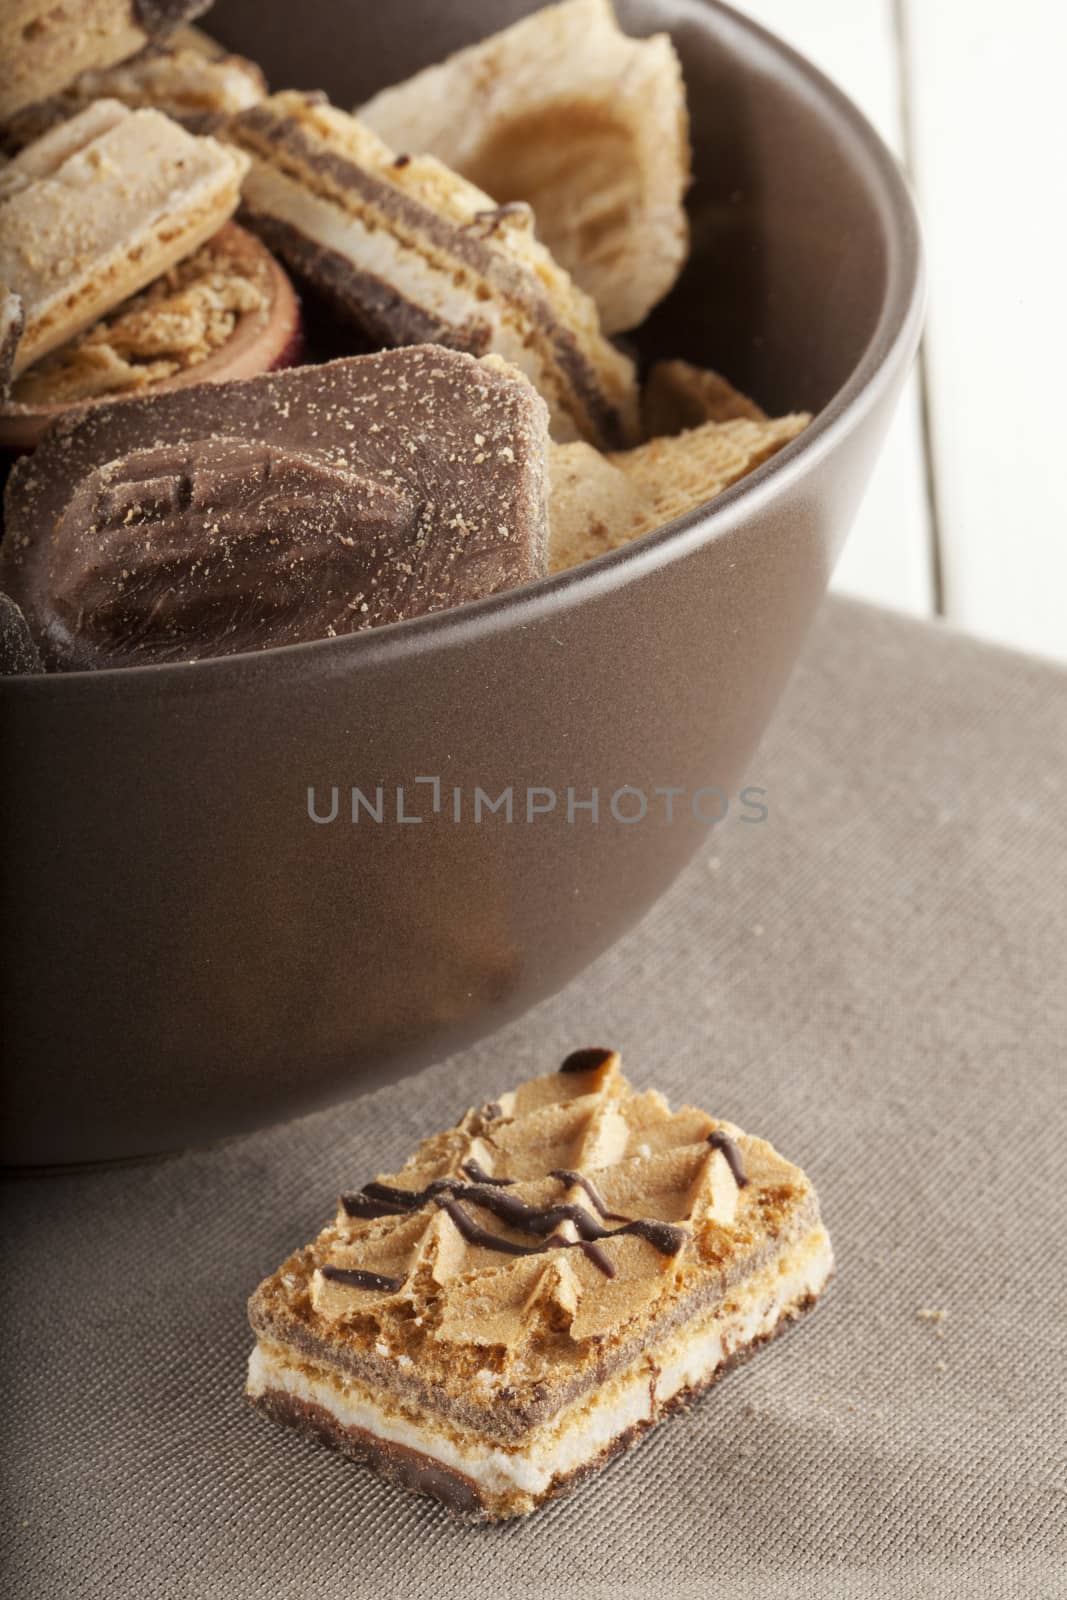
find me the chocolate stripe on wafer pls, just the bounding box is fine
[228,93,639,450]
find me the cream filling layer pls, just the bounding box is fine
[241,163,581,440]
[248,1226,833,1502]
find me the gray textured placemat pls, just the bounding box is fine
[3,597,1065,1599]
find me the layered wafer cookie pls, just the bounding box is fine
[228,92,639,449]
[0,101,248,378]
[245,1048,833,1520]
[0,0,212,124]
[359,0,690,335]
[548,411,811,572]
[1,37,265,151]
[643,358,768,437]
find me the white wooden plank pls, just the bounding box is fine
[727,0,934,618]
[902,0,1067,662]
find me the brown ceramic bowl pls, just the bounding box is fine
[0,0,923,1164]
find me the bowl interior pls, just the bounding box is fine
[210,0,901,420]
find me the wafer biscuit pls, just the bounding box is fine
[229,91,639,449]
[644,358,768,436]
[359,0,690,335]
[0,0,212,124]
[2,39,265,152]
[549,412,810,572]
[246,1048,832,1519]
[0,101,248,378]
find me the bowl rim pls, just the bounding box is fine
[2,0,924,697]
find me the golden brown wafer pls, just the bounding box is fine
[359,0,690,335]
[1,39,265,151]
[0,0,212,123]
[643,358,768,437]
[0,101,248,378]
[549,412,811,572]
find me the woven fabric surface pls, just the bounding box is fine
[3,597,1065,1599]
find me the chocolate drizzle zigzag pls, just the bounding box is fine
[314,1052,752,1341]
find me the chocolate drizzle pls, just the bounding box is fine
[320,1264,405,1294]
[461,1159,514,1187]
[550,1169,627,1222]
[441,1182,687,1264]
[435,1197,537,1257]
[341,1177,455,1219]
[436,1198,620,1278]
[339,1167,686,1282]
[558,1047,616,1076]
[332,1061,702,1294]
[707,1131,749,1188]
[579,1241,616,1278]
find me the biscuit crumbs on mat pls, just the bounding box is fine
[246,1049,833,1519]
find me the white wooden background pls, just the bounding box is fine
[732,0,1067,664]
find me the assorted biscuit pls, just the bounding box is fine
[0,0,811,673]
[549,411,811,573]
[0,31,266,151]
[0,100,249,375]
[0,0,212,123]
[228,91,639,448]
[1,222,301,450]
[358,0,690,335]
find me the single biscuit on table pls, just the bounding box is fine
[643,358,768,437]
[1,38,266,151]
[359,0,690,335]
[1,347,550,669]
[549,411,811,573]
[0,0,213,123]
[0,101,249,379]
[228,91,639,449]
[245,1048,833,1520]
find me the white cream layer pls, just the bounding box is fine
[248,1227,833,1503]
[241,163,580,439]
